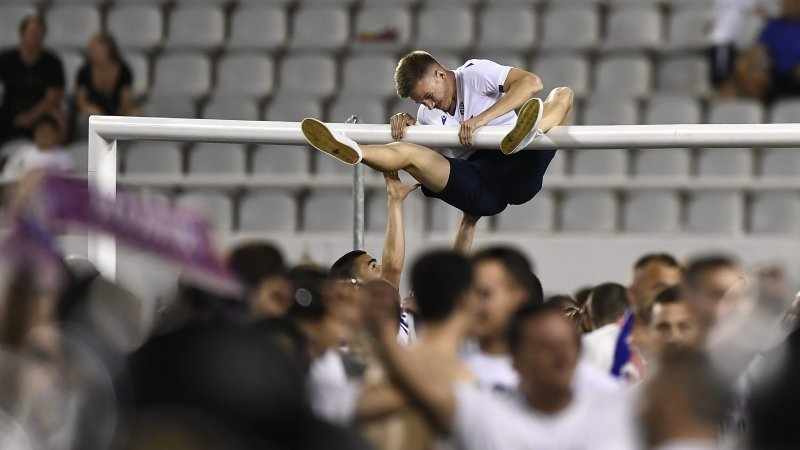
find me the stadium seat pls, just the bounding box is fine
[735,14,766,49]
[124,142,183,174]
[429,200,491,233]
[152,53,212,99]
[56,50,83,95]
[656,56,712,97]
[341,55,398,98]
[327,98,387,124]
[709,100,764,124]
[582,97,639,125]
[603,6,663,51]
[107,4,163,51]
[216,54,274,98]
[473,53,526,71]
[315,151,354,177]
[572,150,628,177]
[477,6,537,52]
[352,5,412,53]
[252,145,312,175]
[666,7,712,51]
[202,98,259,121]
[389,98,421,118]
[0,5,36,49]
[46,5,101,50]
[164,6,225,50]
[686,190,742,233]
[277,54,337,98]
[594,55,652,98]
[495,191,556,232]
[544,150,567,180]
[122,52,149,98]
[414,5,474,52]
[750,192,800,233]
[188,143,246,175]
[770,99,800,123]
[623,191,681,233]
[634,148,691,178]
[228,4,287,51]
[264,96,323,122]
[143,97,197,118]
[366,189,425,234]
[530,54,591,98]
[175,192,234,231]
[644,96,703,124]
[239,190,298,232]
[304,189,353,232]
[760,148,800,177]
[698,147,753,177]
[560,190,617,232]
[290,6,350,51]
[540,7,599,51]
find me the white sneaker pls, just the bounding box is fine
[501,98,544,155]
[301,118,363,165]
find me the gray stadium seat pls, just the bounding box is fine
[188,143,246,175]
[122,52,149,98]
[770,99,800,123]
[603,6,663,51]
[495,191,555,232]
[544,150,566,180]
[686,190,742,233]
[0,5,36,49]
[634,148,691,177]
[582,98,639,125]
[341,55,398,98]
[124,142,182,174]
[216,54,274,98]
[165,6,225,50]
[264,96,323,122]
[429,199,492,233]
[530,54,590,98]
[252,145,312,175]
[389,98,420,118]
[560,190,617,232]
[477,6,537,52]
[315,151,354,176]
[56,50,83,95]
[107,5,163,51]
[735,14,765,50]
[304,189,353,232]
[152,53,211,99]
[431,53,464,71]
[760,148,800,177]
[175,191,234,231]
[623,191,681,233]
[46,5,101,50]
[278,54,337,98]
[414,5,474,52]
[366,189,425,233]
[541,7,599,51]
[327,98,387,124]
[594,55,652,98]
[644,96,702,124]
[750,192,800,233]
[697,148,752,177]
[228,4,287,51]
[202,98,259,121]
[143,97,197,118]
[239,190,297,232]
[572,149,628,177]
[353,5,412,53]
[290,6,350,51]
[473,53,526,72]
[666,7,712,51]
[709,100,764,124]
[656,56,712,97]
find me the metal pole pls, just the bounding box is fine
[87,116,118,280]
[346,115,365,250]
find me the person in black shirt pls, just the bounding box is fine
[75,33,140,118]
[0,15,65,144]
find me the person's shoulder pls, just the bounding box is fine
[0,48,17,61]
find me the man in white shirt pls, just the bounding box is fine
[300,51,573,220]
[4,116,73,177]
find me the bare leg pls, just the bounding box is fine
[539,87,575,131]
[361,142,451,193]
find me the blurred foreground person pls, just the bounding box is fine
[3,115,73,177]
[225,240,291,320]
[685,254,744,336]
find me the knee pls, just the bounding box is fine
[551,87,574,108]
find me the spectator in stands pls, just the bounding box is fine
[3,114,74,177]
[584,283,629,332]
[731,0,800,101]
[709,0,765,95]
[685,254,744,333]
[546,294,584,332]
[0,15,65,144]
[75,33,141,119]
[225,240,292,320]
[643,285,701,358]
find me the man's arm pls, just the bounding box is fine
[380,171,420,288]
[14,88,63,129]
[354,384,409,423]
[453,213,480,255]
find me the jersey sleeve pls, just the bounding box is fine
[416,103,432,125]
[462,59,513,97]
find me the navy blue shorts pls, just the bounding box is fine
[421,149,557,217]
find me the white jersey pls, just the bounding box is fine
[306,349,360,425]
[416,59,516,160]
[581,322,622,374]
[710,0,756,45]
[4,144,74,177]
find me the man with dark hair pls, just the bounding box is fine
[630,253,684,315]
[226,240,292,320]
[643,285,701,356]
[684,254,744,332]
[0,15,65,143]
[585,283,629,331]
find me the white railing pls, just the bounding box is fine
[88,116,800,279]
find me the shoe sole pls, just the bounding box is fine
[500,98,543,155]
[301,118,360,165]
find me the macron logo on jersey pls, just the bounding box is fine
[441,115,446,125]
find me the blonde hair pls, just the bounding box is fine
[394,51,441,98]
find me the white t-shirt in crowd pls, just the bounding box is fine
[581,322,622,374]
[416,59,517,160]
[452,382,637,450]
[710,0,756,45]
[306,349,361,425]
[3,144,74,177]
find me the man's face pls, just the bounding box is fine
[513,313,579,394]
[629,262,683,312]
[784,0,800,20]
[410,68,454,113]
[34,123,59,150]
[20,20,44,52]
[251,275,293,319]
[648,301,700,353]
[472,260,527,339]
[689,266,744,329]
[353,253,381,283]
